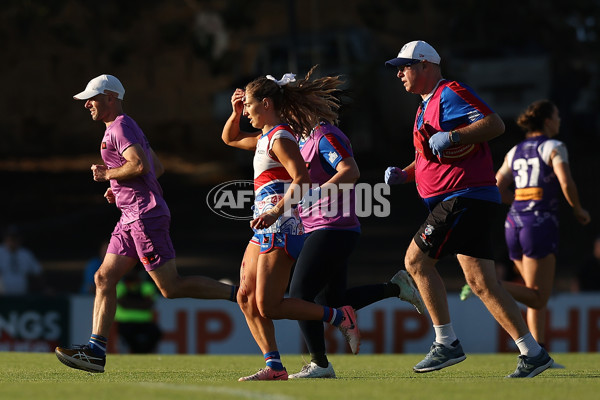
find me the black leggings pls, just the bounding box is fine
[289,229,389,355]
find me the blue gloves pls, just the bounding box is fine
[428,131,452,157]
[384,167,407,185]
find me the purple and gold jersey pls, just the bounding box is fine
[101,114,170,224]
[505,135,562,214]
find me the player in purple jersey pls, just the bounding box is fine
[384,41,552,377]
[55,74,236,373]
[494,100,590,361]
[222,69,359,381]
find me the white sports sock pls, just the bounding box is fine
[433,323,458,347]
[515,333,542,357]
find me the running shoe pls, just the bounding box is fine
[289,362,336,379]
[459,284,473,301]
[550,361,565,369]
[506,348,553,378]
[390,270,425,314]
[413,339,466,373]
[238,367,288,381]
[55,345,106,373]
[338,305,360,354]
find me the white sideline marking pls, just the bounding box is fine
[138,382,296,400]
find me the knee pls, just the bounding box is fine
[155,281,180,299]
[465,274,498,299]
[256,300,279,320]
[94,269,117,292]
[404,249,423,276]
[467,280,490,298]
[237,292,252,313]
[528,290,548,309]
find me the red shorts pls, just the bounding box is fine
[107,216,176,271]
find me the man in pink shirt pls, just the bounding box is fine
[55,74,237,373]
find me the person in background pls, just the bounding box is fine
[115,267,162,353]
[80,241,109,294]
[55,74,237,374]
[0,225,44,296]
[222,70,359,381]
[495,100,589,349]
[383,40,552,378]
[287,67,424,379]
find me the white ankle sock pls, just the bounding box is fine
[515,333,542,357]
[433,323,458,347]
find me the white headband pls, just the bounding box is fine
[266,73,296,87]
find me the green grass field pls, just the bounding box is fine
[1,353,599,400]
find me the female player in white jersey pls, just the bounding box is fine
[221,71,359,381]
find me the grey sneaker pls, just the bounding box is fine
[289,362,336,379]
[506,348,553,378]
[55,345,106,373]
[550,361,565,369]
[413,339,466,373]
[390,270,425,314]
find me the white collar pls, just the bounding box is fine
[422,79,445,102]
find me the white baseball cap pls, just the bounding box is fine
[73,74,125,100]
[385,40,441,67]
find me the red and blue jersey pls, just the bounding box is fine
[413,80,499,210]
[252,124,303,235]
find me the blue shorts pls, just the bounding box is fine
[504,212,559,260]
[250,233,305,260]
[107,216,176,271]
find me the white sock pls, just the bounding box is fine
[515,333,542,357]
[433,323,458,347]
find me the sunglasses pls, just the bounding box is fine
[397,60,423,72]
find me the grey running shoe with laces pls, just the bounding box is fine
[506,348,553,378]
[289,362,336,379]
[55,345,106,373]
[390,270,425,314]
[413,339,466,372]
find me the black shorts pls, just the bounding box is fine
[413,196,501,260]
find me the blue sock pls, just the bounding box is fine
[88,334,107,356]
[322,307,344,327]
[264,351,284,371]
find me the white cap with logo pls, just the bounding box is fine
[73,74,125,100]
[385,40,441,68]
